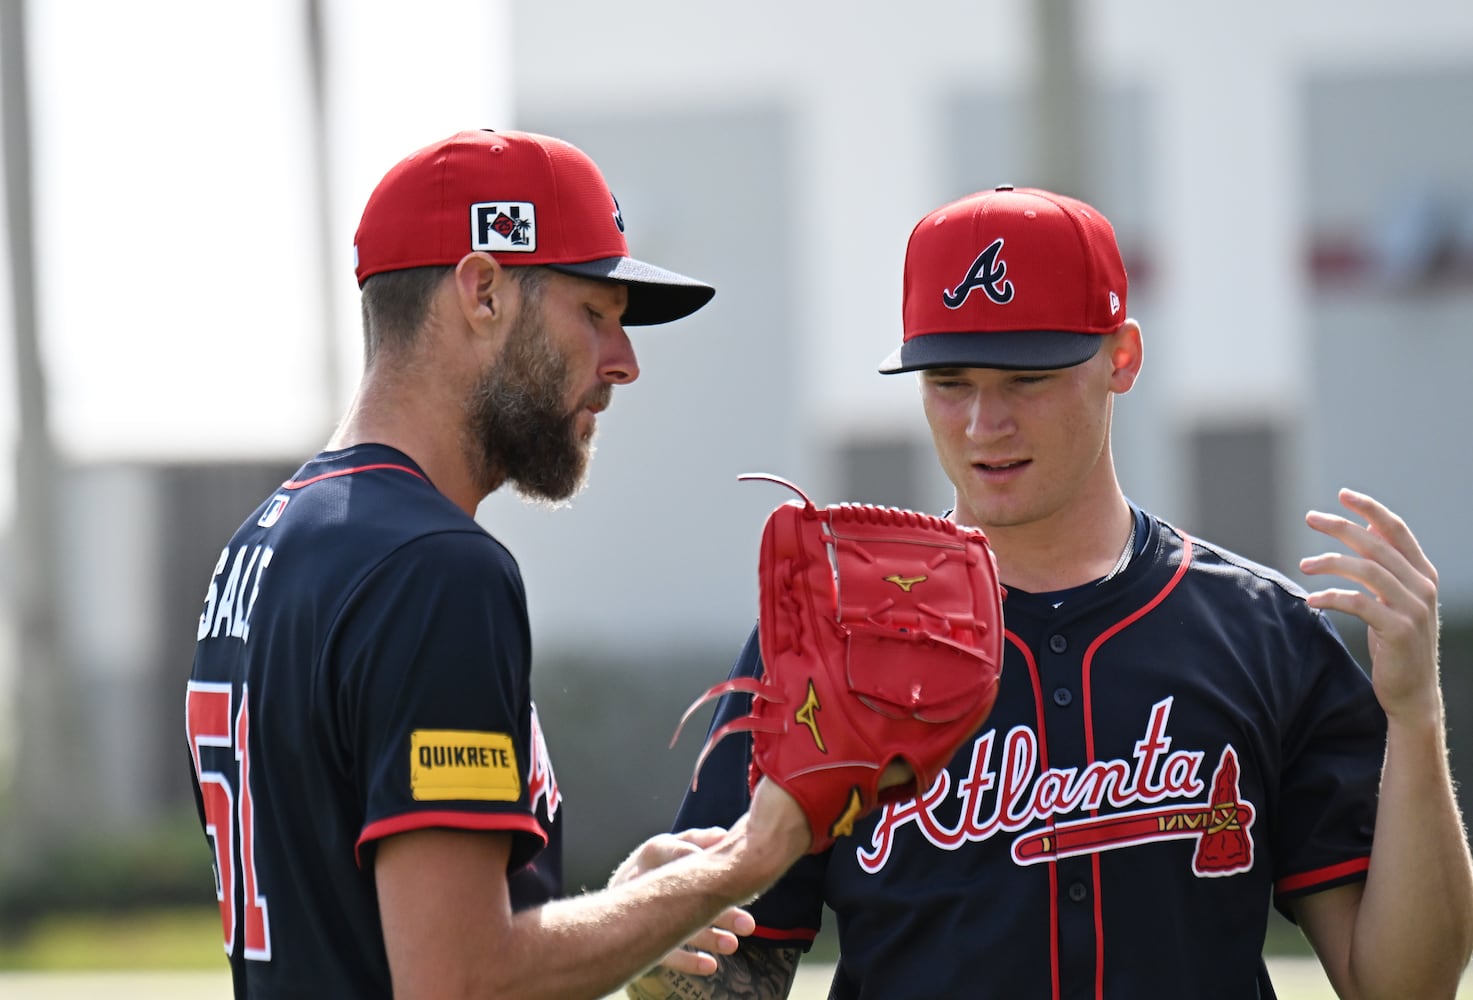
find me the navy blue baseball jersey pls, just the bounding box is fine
[675,506,1386,1000]
[186,444,563,998]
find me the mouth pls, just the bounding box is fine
[974,459,1029,472]
[575,395,607,443]
[581,383,613,417]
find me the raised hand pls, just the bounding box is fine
[1300,488,1442,720]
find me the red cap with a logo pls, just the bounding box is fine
[879,185,1128,373]
[353,129,714,326]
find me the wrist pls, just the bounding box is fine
[1384,698,1449,755]
[745,813,811,883]
[1382,676,1445,726]
[727,779,810,893]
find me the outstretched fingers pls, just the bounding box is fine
[1299,489,1441,717]
[1300,489,1437,622]
[1316,489,1436,585]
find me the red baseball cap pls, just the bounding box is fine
[353,129,715,326]
[879,185,1128,373]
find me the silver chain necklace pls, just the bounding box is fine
[1098,515,1137,585]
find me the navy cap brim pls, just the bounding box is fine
[878,330,1106,374]
[545,257,715,326]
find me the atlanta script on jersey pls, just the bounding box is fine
[673,507,1386,1000]
[187,445,562,998]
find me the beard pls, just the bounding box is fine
[465,304,612,504]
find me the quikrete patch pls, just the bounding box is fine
[409,730,520,801]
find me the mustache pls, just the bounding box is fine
[581,382,614,413]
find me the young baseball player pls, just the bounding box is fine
[185,129,815,999]
[631,186,1473,999]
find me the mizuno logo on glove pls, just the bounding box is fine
[795,680,826,752]
[884,573,928,592]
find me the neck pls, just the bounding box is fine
[962,487,1136,594]
[327,369,491,518]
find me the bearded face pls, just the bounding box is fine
[465,294,611,504]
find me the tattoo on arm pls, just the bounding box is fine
[625,946,804,1000]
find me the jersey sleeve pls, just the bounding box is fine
[1271,606,1387,915]
[325,531,545,870]
[671,624,829,947]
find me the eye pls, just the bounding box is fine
[1012,373,1051,386]
[923,371,969,390]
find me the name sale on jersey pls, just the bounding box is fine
[197,544,273,643]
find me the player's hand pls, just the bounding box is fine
[607,829,757,976]
[1300,488,1441,722]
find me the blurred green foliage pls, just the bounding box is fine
[0,809,213,937]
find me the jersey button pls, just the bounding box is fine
[1052,687,1073,707]
[1048,634,1068,653]
[1068,881,1089,903]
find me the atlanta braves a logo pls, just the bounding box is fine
[942,238,1015,309]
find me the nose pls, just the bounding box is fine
[599,324,640,385]
[965,390,1014,441]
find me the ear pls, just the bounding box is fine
[451,252,516,335]
[1106,319,1143,393]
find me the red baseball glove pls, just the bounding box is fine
[674,474,1005,852]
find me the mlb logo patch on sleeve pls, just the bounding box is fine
[410,730,520,801]
[471,202,536,252]
[258,494,289,528]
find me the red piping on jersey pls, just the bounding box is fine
[1007,630,1061,1000]
[284,463,427,490]
[750,924,819,944]
[355,811,547,868]
[1276,856,1370,895]
[1081,532,1195,1000]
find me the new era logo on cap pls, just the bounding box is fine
[879,185,1129,373]
[472,202,537,252]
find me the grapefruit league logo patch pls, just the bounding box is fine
[410,729,520,801]
[471,202,536,252]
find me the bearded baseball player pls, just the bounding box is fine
[185,129,824,999]
[631,186,1473,999]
